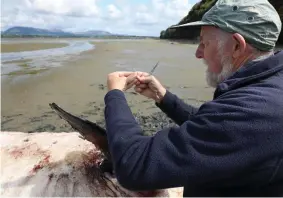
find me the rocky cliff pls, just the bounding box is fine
[160,0,283,45]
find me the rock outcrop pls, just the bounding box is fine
[160,0,283,45]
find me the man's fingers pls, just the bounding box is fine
[134,86,143,93]
[126,73,138,84]
[113,71,150,77]
[126,79,138,90]
[119,71,136,77]
[135,84,148,89]
[125,74,138,90]
[137,75,152,83]
[136,72,150,77]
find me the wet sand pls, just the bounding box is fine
[1,43,68,53]
[1,39,214,132]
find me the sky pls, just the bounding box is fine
[1,0,199,36]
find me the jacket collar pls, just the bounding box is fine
[214,50,283,99]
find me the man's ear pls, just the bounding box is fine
[232,33,247,59]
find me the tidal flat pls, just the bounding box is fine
[1,42,68,53]
[1,38,214,133]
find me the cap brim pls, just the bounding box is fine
[170,21,212,28]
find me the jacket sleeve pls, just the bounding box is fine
[104,89,276,191]
[155,90,199,125]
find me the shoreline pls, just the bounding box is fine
[1,40,95,76]
[1,39,214,133]
[1,42,69,53]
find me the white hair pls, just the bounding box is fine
[205,29,274,88]
[205,32,234,88]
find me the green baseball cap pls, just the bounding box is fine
[170,0,282,51]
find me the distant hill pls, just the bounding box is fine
[74,30,112,37]
[3,26,74,37]
[1,26,156,39]
[2,26,114,37]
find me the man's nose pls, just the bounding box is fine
[195,46,204,59]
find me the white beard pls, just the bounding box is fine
[204,41,234,88]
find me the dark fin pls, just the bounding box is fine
[49,102,111,160]
[49,103,106,136]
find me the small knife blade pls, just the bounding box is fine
[149,61,159,75]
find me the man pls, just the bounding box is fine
[104,0,283,196]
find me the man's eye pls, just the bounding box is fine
[203,41,209,47]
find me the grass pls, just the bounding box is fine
[6,68,49,76]
[2,59,33,64]
[19,63,30,68]
[1,43,68,53]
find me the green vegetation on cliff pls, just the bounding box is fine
[160,0,283,44]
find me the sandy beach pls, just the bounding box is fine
[1,39,214,132]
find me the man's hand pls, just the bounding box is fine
[107,72,137,92]
[134,72,166,103]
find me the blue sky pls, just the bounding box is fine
[1,0,199,36]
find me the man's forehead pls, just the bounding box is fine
[201,26,220,39]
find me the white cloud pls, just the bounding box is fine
[107,4,122,19]
[28,0,100,17]
[137,4,148,12]
[135,12,158,25]
[152,0,191,20]
[1,0,193,36]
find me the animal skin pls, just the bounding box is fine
[0,103,183,197]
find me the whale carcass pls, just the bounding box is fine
[0,103,183,197]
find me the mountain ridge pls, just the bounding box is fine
[2,26,113,37]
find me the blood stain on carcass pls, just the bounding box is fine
[30,155,51,174]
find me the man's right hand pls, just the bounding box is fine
[134,72,166,103]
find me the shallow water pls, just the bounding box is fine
[1,40,95,76]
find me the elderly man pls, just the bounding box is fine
[104,0,283,196]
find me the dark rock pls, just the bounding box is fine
[79,115,89,119]
[59,125,73,131]
[98,84,105,90]
[3,114,23,119]
[44,111,56,115]
[91,111,175,136]
[83,109,98,116]
[41,114,53,118]
[133,112,176,136]
[88,102,96,106]
[1,118,13,125]
[2,127,18,131]
[30,117,42,123]
[34,124,56,132]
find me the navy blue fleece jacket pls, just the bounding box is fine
[104,50,283,196]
